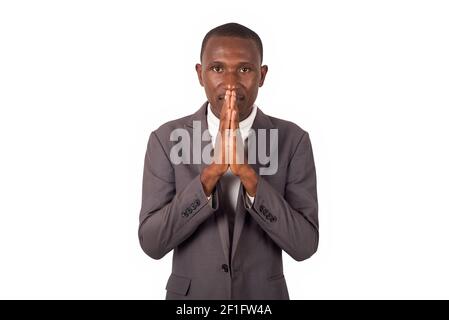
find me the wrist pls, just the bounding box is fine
[239,165,258,196]
[200,164,225,196]
[238,164,255,179]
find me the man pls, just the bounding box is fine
[138,23,318,300]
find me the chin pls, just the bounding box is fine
[239,108,252,119]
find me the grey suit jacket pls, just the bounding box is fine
[138,102,318,300]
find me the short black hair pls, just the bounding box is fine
[200,22,263,63]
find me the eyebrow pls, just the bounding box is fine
[207,61,257,67]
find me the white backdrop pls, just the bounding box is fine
[1,1,448,299]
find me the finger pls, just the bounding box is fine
[220,89,230,114]
[226,108,232,132]
[230,110,237,164]
[220,90,230,120]
[218,108,231,164]
[222,102,232,131]
[230,91,240,126]
[231,109,244,164]
[219,90,231,131]
[230,90,237,111]
[230,109,237,130]
[224,108,232,164]
[216,95,231,164]
[231,104,240,133]
[221,108,231,138]
[225,90,232,109]
[231,110,237,164]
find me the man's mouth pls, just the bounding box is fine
[218,94,245,101]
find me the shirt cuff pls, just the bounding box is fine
[207,190,219,210]
[244,192,255,209]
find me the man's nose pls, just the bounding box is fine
[223,71,240,89]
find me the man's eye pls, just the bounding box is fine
[211,66,223,72]
[239,67,251,73]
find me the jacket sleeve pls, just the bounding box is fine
[138,131,219,260]
[244,131,319,261]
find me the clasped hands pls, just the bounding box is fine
[200,88,258,197]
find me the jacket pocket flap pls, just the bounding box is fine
[165,273,191,296]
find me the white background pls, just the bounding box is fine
[1,1,448,299]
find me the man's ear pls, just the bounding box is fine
[259,65,268,87]
[195,63,204,87]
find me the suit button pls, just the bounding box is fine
[194,199,200,206]
[221,264,229,273]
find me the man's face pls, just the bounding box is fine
[196,36,268,120]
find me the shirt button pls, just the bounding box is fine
[221,264,229,273]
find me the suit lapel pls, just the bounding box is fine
[215,182,230,264]
[231,183,245,261]
[184,101,210,175]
